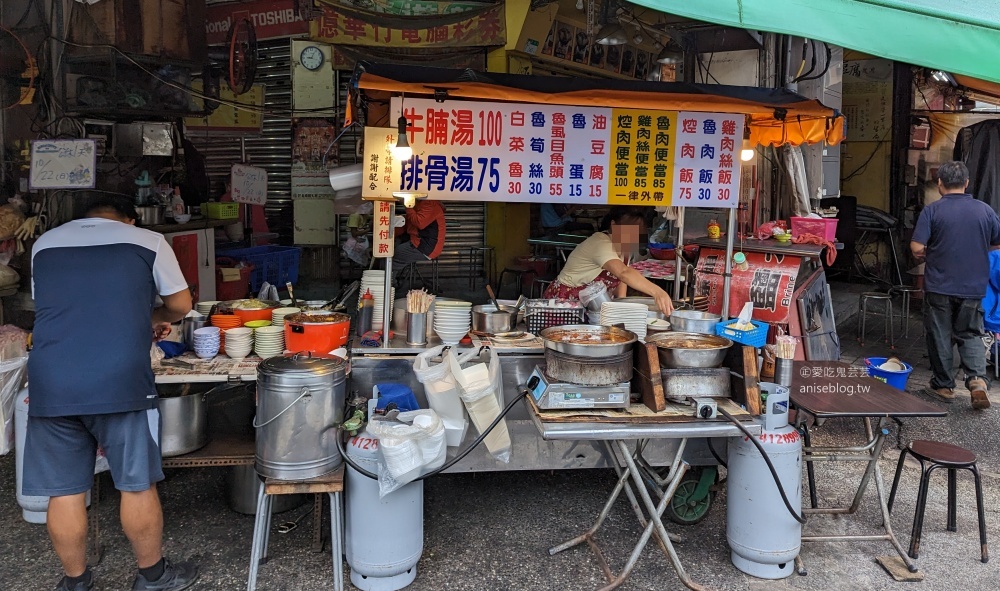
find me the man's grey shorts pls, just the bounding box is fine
[23,409,164,496]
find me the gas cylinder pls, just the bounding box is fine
[15,388,93,523]
[15,388,47,523]
[726,383,801,579]
[345,429,423,591]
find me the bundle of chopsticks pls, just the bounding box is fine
[407,289,435,314]
[776,335,797,360]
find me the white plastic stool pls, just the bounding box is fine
[247,466,345,591]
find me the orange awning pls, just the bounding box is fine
[351,63,845,147]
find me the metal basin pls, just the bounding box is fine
[157,383,212,457]
[472,304,518,335]
[539,324,637,358]
[645,332,733,368]
[669,310,722,335]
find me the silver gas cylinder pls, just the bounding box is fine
[726,383,801,579]
[345,429,423,591]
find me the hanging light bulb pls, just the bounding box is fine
[656,43,683,65]
[576,0,585,10]
[740,138,755,162]
[391,115,412,161]
[595,23,627,46]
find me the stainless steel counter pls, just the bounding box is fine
[349,336,727,472]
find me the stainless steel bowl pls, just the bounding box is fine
[669,310,722,335]
[645,331,733,368]
[539,324,638,358]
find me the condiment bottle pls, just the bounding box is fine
[170,187,185,219]
[356,289,374,336]
[707,219,721,239]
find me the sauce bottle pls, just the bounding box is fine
[707,219,721,239]
[356,289,374,336]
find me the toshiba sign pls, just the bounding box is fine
[205,0,309,45]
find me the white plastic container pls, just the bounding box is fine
[423,379,467,446]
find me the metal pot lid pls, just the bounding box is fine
[259,352,348,376]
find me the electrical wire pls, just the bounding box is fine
[796,42,831,83]
[841,131,890,182]
[707,437,727,468]
[717,407,806,524]
[48,37,343,117]
[337,390,530,481]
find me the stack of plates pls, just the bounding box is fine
[271,307,300,326]
[433,300,472,345]
[211,315,241,354]
[195,300,219,316]
[600,302,648,340]
[253,326,285,358]
[361,270,395,330]
[192,327,220,359]
[224,327,253,360]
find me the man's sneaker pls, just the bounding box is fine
[969,378,991,410]
[131,559,199,591]
[55,573,94,591]
[926,387,955,403]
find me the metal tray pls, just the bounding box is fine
[539,324,638,358]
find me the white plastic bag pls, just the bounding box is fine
[367,409,446,497]
[448,349,511,463]
[413,347,472,446]
[0,356,29,455]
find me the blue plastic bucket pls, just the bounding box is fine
[864,357,914,390]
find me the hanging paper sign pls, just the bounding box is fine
[30,139,96,189]
[672,113,743,208]
[373,200,396,258]
[364,97,742,207]
[362,126,399,200]
[230,164,268,205]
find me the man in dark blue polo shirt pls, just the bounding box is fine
[24,196,197,591]
[911,161,1000,409]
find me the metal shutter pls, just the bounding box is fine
[187,38,293,240]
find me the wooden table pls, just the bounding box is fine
[790,361,947,575]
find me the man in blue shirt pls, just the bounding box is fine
[911,161,1000,409]
[24,196,197,591]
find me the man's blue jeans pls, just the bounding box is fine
[924,292,989,390]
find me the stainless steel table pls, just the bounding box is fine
[529,400,761,591]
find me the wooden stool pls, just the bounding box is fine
[888,440,988,563]
[247,466,345,591]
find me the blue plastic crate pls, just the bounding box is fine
[216,245,301,292]
[715,319,768,348]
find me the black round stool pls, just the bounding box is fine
[887,440,988,563]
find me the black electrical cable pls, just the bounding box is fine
[337,390,530,481]
[791,39,816,83]
[797,43,832,83]
[717,407,806,524]
[707,437,727,469]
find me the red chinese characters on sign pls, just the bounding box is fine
[372,200,395,258]
[695,248,799,323]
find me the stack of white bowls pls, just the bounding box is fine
[253,326,285,358]
[600,302,648,340]
[361,270,395,330]
[192,327,220,359]
[433,300,472,345]
[271,307,300,326]
[224,327,254,360]
[195,300,219,316]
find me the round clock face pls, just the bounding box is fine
[300,46,324,71]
